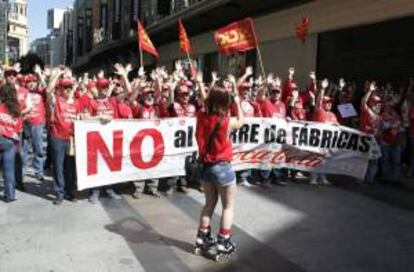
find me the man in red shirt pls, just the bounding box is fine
[256,77,288,187]
[21,73,47,181]
[129,83,162,199]
[85,76,124,203]
[310,79,338,186]
[359,82,382,184]
[46,68,83,205]
[379,97,402,183]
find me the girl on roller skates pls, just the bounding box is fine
[194,74,244,261]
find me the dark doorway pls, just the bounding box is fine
[317,16,414,87]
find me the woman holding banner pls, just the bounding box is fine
[310,79,338,186]
[194,75,244,261]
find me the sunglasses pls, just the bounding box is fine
[270,89,281,94]
[180,93,190,97]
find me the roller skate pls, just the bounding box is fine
[214,234,236,262]
[193,230,216,256]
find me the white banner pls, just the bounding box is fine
[75,118,380,190]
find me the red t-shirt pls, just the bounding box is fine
[115,101,133,119]
[88,97,117,118]
[313,108,338,124]
[133,104,159,119]
[230,100,261,117]
[157,99,170,118]
[50,96,82,140]
[169,102,196,117]
[79,92,93,112]
[0,104,23,140]
[258,99,286,118]
[359,108,380,135]
[380,112,401,145]
[26,88,46,125]
[196,111,232,164]
[16,87,29,132]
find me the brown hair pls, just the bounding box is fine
[205,88,233,116]
[0,84,21,117]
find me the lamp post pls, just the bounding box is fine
[4,0,9,66]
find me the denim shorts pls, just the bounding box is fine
[201,161,236,187]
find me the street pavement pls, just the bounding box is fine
[1,172,414,272]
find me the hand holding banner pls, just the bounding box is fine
[214,18,258,55]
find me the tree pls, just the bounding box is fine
[17,52,45,74]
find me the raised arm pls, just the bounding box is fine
[316,79,329,110]
[229,77,244,130]
[361,82,376,112]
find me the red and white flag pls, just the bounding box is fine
[178,18,192,54]
[214,18,258,55]
[137,20,160,58]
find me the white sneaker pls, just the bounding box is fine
[239,179,253,188]
[310,179,319,185]
[321,178,331,186]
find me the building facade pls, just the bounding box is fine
[7,0,29,62]
[68,0,414,87]
[0,0,7,64]
[30,36,51,65]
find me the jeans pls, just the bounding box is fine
[22,123,45,176]
[365,159,379,183]
[409,137,414,176]
[0,136,17,200]
[51,136,74,198]
[236,170,251,181]
[310,173,327,182]
[260,169,284,184]
[380,144,401,180]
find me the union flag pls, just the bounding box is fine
[137,20,160,58]
[214,18,258,56]
[178,18,192,54]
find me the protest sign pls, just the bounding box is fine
[75,118,378,190]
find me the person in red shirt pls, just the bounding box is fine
[256,77,288,187]
[165,78,197,194]
[379,97,402,183]
[129,82,162,199]
[0,82,23,202]
[359,82,382,184]
[407,79,414,177]
[194,79,244,258]
[85,75,124,203]
[46,68,83,205]
[310,79,338,186]
[230,67,260,188]
[21,73,47,181]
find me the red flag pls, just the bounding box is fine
[295,16,310,43]
[214,18,258,56]
[137,20,160,58]
[178,18,192,54]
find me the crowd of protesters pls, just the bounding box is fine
[0,62,413,205]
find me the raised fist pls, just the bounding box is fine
[309,71,316,80]
[245,66,253,76]
[211,71,219,82]
[274,77,282,87]
[321,79,329,89]
[339,78,346,89]
[289,67,295,76]
[138,66,145,78]
[369,82,376,92]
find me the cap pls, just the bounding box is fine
[25,74,38,83]
[96,78,110,89]
[58,79,74,88]
[4,68,18,77]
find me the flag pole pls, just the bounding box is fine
[139,40,144,68]
[185,50,194,76]
[256,45,266,79]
